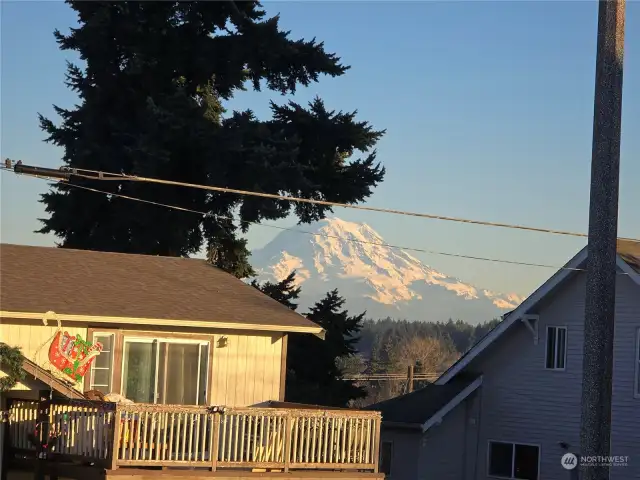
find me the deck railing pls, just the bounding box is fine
[6,399,381,473]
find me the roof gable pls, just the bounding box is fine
[368,374,482,431]
[0,244,322,335]
[437,240,640,385]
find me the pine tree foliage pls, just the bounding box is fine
[252,274,366,407]
[286,289,367,407]
[250,271,300,311]
[38,1,386,277]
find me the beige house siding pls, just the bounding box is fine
[1,320,285,406]
[209,332,284,406]
[0,321,88,392]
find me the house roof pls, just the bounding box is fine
[367,374,482,431]
[618,238,640,274]
[0,243,323,335]
[436,239,640,385]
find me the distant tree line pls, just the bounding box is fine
[253,271,502,408]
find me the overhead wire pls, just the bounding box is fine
[10,163,640,244]
[2,167,634,276]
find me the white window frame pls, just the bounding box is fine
[487,440,540,480]
[89,332,115,393]
[544,326,567,371]
[634,328,640,399]
[121,337,210,405]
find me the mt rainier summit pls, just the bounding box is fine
[250,218,523,324]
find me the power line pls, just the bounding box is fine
[7,161,639,244]
[1,168,634,276]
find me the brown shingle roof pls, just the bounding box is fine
[618,239,640,274]
[0,243,321,333]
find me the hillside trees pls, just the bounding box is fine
[38,1,385,277]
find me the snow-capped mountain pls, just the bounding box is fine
[250,217,524,324]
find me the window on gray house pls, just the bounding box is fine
[380,441,393,476]
[89,333,114,394]
[635,328,640,397]
[545,326,567,370]
[488,441,539,480]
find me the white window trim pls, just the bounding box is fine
[121,336,210,404]
[544,326,567,371]
[89,332,115,392]
[487,440,540,480]
[634,328,640,399]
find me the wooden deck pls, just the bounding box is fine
[4,398,382,479]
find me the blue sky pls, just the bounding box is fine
[1,1,639,297]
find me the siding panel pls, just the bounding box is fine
[379,429,421,480]
[1,321,284,406]
[610,275,640,480]
[0,322,88,391]
[469,273,640,480]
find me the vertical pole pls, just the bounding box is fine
[108,406,121,470]
[283,413,292,472]
[407,366,414,393]
[0,396,7,480]
[210,413,220,472]
[580,2,625,480]
[34,391,51,480]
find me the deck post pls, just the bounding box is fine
[283,413,292,472]
[372,417,381,474]
[34,390,51,480]
[210,413,220,471]
[107,406,121,470]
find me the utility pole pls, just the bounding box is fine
[407,365,414,393]
[580,1,625,480]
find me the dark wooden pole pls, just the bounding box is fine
[580,1,625,480]
[407,365,414,393]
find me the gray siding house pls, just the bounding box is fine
[371,240,640,480]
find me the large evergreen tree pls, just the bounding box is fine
[38,1,385,276]
[253,275,365,407]
[250,271,300,311]
[286,289,367,407]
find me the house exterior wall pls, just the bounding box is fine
[466,272,639,480]
[417,394,479,480]
[379,428,421,480]
[0,320,286,407]
[0,321,88,391]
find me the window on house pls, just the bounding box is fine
[545,326,567,370]
[89,333,114,394]
[122,338,209,405]
[488,442,539,480]
[635,328,640,398]
[380,441,393,476]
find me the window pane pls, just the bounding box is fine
[556,329,566,369]
[95,334,113,352]
[380,442,393,475]
[91,369,111,389]
[94,347,113,369]
[199,345,208,405]
[546,328,556,368]
[489,442,513,477]
[637,330,640,395]
[158,343,201,405]
[123,341,157,403]
[514,444,539,480]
